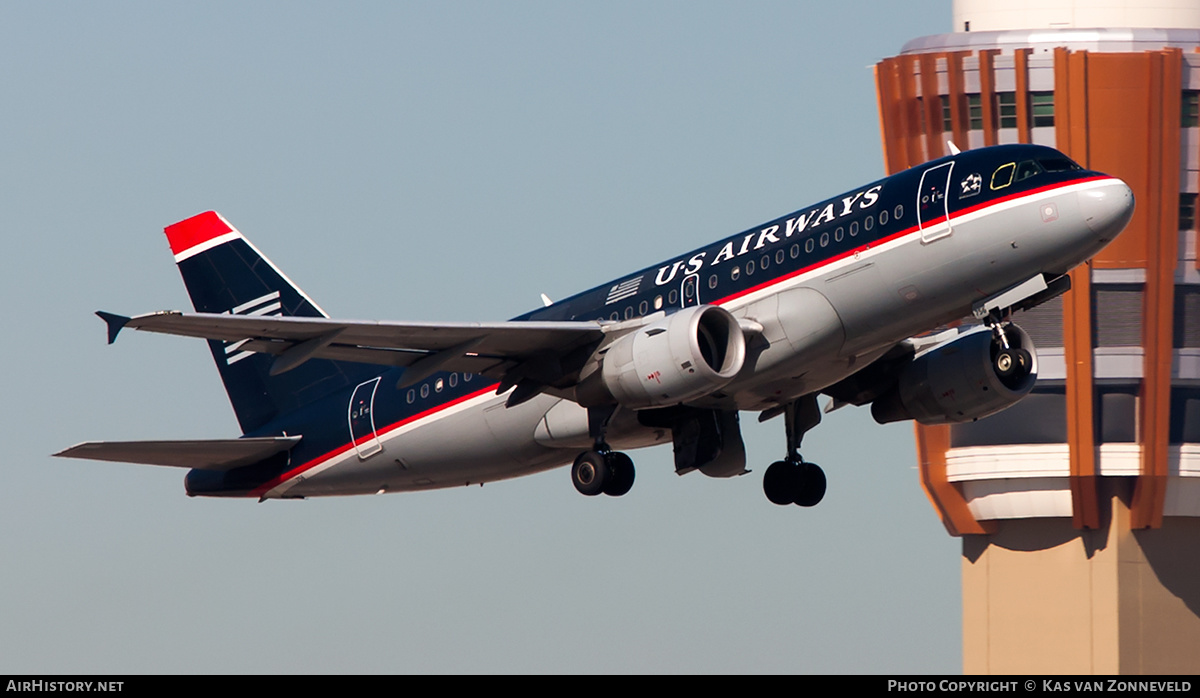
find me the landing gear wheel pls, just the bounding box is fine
[994,347,1033,386]
[794,462,826,507]
[763,460,798,506]
[603,452,635,497]
[763,459,827,507]
[995,348,1017,376]
[571,451,610,497]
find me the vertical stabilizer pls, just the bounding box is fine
[165,211,372,434]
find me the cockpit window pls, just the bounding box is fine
[1038,157,1082,172]
[990,162,1015,190]
[1016,160,1042,182]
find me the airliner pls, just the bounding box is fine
[57,143,1134,506]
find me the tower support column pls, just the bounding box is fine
[962,483,1200,674]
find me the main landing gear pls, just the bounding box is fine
[571,449,635,497]
[762,395,827,507]
[571,405,636,497]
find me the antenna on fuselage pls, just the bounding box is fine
[947,141,961,155]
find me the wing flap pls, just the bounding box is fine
[54,436,302,471]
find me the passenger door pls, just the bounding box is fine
[348,377,383,459]
[917,161,955,243]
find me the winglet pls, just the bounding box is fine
[95,311,131,344]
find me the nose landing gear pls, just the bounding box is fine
[987,311,1034,387]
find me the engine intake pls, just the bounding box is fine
[577,305,746,409]
[871,324,1037,425]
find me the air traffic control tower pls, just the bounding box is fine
[875,0,1200,674]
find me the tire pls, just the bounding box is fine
[763,460,797,506]
[1013,348,1032,374]
[995,347,1034,389]
[603,452,635,497]
[571,451,610,496]
[794,463,827,507]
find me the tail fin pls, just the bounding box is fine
[166,211,374,434]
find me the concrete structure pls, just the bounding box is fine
[875,0,1200,674]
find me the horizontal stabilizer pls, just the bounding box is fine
[54,436,302,471]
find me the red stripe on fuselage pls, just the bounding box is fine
[711,175,1111,307]
[248,383,501,498]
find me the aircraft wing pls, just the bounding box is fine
[55,436,302,471]
[99,310,610,398]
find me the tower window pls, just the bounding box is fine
[1181,193,1197,231]
[1030,92,1054,128]
[1184,91,1200,128]
[997,92,1018,129]
[967,94,983,131]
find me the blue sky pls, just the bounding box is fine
[1,1,960,673]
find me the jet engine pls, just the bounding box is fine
[870,324,1037,425]
[577,305,746,409]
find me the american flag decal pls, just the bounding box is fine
[224,291,282,365]
[605,277,642,305]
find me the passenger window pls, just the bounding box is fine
[406,389,415,404]
[776,249,785,265]
[991,162,1015,190]
[834,226,844,242]
[435,378,444,393]
[880,209,889,226]
[449,373,458,388]
[790,243,800,258]
[760,255,769,270]
[850,220,859,237]
[819,232,829,247]
[708,275,718,289]
[894,204,904,219]
[668,290,678,304]
[420,384,430,399]
[463,373,473,382]
[731,266,740,281]
[746,260,755,275]
[805,238,815,253]
[639,299,648,314]
[624,306,634,320]
[654,295,663,310]
[610,311,619,321]
[865,215,874,231]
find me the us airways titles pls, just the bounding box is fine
[654,184,884,286]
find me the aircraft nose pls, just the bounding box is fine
[1078,179,1135,242]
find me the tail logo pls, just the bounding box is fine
[224,291,282,365]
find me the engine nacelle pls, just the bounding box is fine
[870,324,1038,425]
[577,305,746,409]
